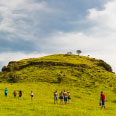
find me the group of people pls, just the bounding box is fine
[54,90,71,104]
[13,90,22,99]
[4,88,106,109]
[4,88,34,101]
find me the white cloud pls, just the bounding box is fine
[0,52,48,68]
[88,0,116,30]
[1,0,116,72]
[0,0,51,40]
[38,0,116,72]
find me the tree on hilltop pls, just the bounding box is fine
[67,52,72,55]
[76,50,82,55]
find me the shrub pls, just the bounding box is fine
[57,76,63,83]
[7,72,20,83]
[9,63,19,72]
[113,88,116,94]
[2,66,8,71]
[97,60,112,72]
[67,52,73,55]
[57,73,64,83]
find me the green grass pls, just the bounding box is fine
[0,54,116,115]
[0,82,116,116]
[2,54,112,72]
[1,54,116,88]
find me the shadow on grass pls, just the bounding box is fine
[112,100,116,103]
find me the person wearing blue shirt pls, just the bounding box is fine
[4,88,8,96]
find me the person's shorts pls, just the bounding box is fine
[54,96,58,100]
[102,100,105,105]
[19,95,22,97]
[59,96,63,99]
[31,95,33,97]
[64,97,67,101]
[5,93,7,96]
[68,97,71,100]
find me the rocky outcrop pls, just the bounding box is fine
[2,61,88,72]
[2,59,112,72]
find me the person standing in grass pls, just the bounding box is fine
[30,91,34,101]
[4,88,8,96]
[63,90,68,104]
[19,90,22,99]
[13,91,17,98]
[67,91,71,104]
[100,91,105,110]
[59,91,63,104]
[54,91,58,104]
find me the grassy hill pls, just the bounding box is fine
[0,54,116,87]
[0,54,116,116]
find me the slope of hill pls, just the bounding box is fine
[0,54,116,87]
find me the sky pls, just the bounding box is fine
[0,0,116,72]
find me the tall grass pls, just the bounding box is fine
[0,82,116,116]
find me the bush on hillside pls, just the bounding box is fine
[97,60,112,72]
[113,88,116,94]
[67,52,73,55]
[9,63,19,72]
[2,66,8,72]
[57,73,64,83]
[57,76,63,83]
[7,72,20,83]
[2,62,19,72]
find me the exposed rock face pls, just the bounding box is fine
[2,61,88,72]
[1,59,113,73]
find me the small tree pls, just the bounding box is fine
[57,76,63,83]
[67,52,72,55]
[76,50,82,55]
[57,73,63,83]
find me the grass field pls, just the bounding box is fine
[0,82,116,116]
[0,54,116,115]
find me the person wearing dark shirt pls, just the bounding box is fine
[59,91,63,104]
[67,91,71,104]
[13,91,17,98]
[63,90,68,104]
[19,91,22,99]
[54,91,58,104]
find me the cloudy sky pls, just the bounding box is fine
[0,0,116,72]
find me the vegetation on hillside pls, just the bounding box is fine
[0,54,115,88]
[0,54,116,116]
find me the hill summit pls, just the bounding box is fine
[0,54,116,87]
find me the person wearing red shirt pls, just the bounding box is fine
[100,91,105,109]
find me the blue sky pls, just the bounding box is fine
[0,0,116,72]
